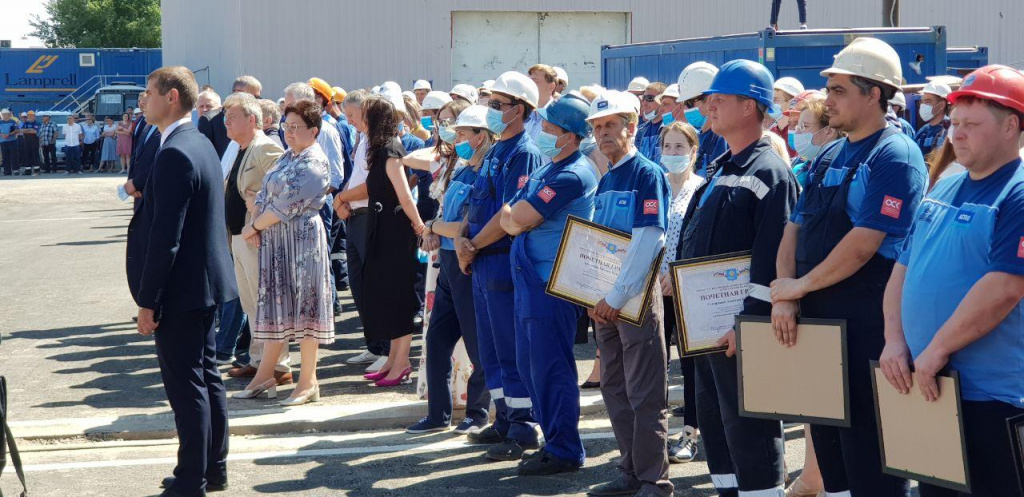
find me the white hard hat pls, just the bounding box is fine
[926,75,963,87]
[401,91,416,101]
[450,104,490,130]
[774,77,805,98]
[421,91,453,111]
[890,91,907,108]
[553,66,569,86]
[627,77,650,93]
[586,90,641,121]
[379,88,407,115]
[370,85,381,95]
[413,79,432,91]
[821,37,902,90]
[450,84,479,104]
[381,81,402,95]
[661,84,680,100]
[479,80,496,91]
[489,71,540,109]
[676,62,719,102]
[921,80,952,100]
[133,108,142,115]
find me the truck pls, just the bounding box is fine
[601,26,952,92]
[0,48,161,117]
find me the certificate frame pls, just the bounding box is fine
[870,361,971,494]
[545,215,662,326]
[669,251,753,357]
[735,315,851,427]
[1008,413,1024,496]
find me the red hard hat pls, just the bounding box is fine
[948,64,1024,127]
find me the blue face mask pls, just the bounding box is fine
[793,130,824,160]
[536,130,567,158]
[486,107,509,135]
[420,116,434,131]
[398,122,406,133]
[661,154,691,174]
[684,107,706,129]
[768,103,784,121]
[787,130,796,150]
[455,140,474,160]
[438,126,456,145]
[661,112,676,127]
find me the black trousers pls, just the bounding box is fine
[770,0,807,24]
[346,211,390,355]
[663,297,697,428]
[918,400,1024,497]
[1,141,18,175]
[40,144,57,172]
[20,135,38,169]
[153,307,229,495]
[82,142,99,168]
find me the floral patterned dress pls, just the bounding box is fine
[251,143,335,344]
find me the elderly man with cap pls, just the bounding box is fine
[19,110,40,175]
[680,59,798,497]
[769,37,926,496]
[0,109,19,176]
[499,91,597,476]
[677,62,727,180]
[881,64,1024,497]
[454,70,542,462]
[583,90,673,497]
[635,82,667,165]
[914,80,952,157]
[413,79,432,106]
[450,84,479,105]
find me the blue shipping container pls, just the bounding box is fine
[946,46,988,76]
[0,48,162,115]
[602,26,948,92]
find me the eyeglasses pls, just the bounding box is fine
[281,123,311,133]
[487,100,514,111]
[438,118,455,128]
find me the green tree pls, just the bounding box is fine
[29,0,161,48]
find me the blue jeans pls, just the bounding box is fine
[65,145,82,173]
[215,298,247,360]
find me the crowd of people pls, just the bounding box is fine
[123,35,1024,497]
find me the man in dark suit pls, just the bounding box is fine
[198,76,261,159]
[125,91,161,211]
[127,66,238,497]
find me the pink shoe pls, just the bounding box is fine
[374,367,412,387]
[364,369,390,381]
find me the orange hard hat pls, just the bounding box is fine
[307,77,334,104]
[331,86,347,103]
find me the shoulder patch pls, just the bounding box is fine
[643,199,659,215]
[538,186,556,203]
[881,195,903,219]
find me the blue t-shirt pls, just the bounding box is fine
[0,119,18,142]
[439,164,478,251]
[511,151,598,281]
[593,151,670,234]
[636,119,662,166]
[792,126,927,260]
[19,121,39,133]
[467,131,541,243]
[401,133,425,153]
[900,159,1024,406]
[913,119,947,158]
[695,128,727,180]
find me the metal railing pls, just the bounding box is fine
[48,74,149,114]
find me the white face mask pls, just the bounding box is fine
[919,103,935,122]
[643,110,658,121]
[661,154,691,174]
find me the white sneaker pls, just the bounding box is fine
[346,350,380,365]
[365,356,388,373]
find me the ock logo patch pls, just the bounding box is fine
[881,196,903,219]
[517,175,529,189]
[538,186,556,203]
[643,199,659,215]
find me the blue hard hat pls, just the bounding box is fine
[705,60,776,109]
[537,90,592,138]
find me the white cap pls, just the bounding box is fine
[921,80,952,100]
[774,77,805,98]
[413,79,432,91]
[450,104,490,130]
[450,84,479,104]
[676,62,719,102]
[489,71,540,109]
[661,84,680,100]
[401,90,416,101]
[627,77,650,93]
[890,91,907,108]
[553,66,569,86]
[421,91,453,111]
[479,80,496,92]
[133,108,142,115]
[586,90,641,121]
[1,108,11,114]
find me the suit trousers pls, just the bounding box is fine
[346,211,390,355]
[153,307,229,495]
[595,290,673,496]
[231,234,291,372]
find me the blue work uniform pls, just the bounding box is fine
[913,117,948,158]
[695,128,727,180]
[467,130,540,444]
[792,125,925,496]
[509,151,597,465]
[635,119,663,166]
[899,159,1024,496]
[421,163,491,428]
[0,119,19,176]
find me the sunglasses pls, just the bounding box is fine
[642,95,658,102]
[487,99,515,111]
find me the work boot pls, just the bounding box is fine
[516,449,581,476]
[467,425,504,445]
[588,474,643,496]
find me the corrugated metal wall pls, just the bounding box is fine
[161,0,1020,99]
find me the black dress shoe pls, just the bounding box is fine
[485,438,540,461]
[158,489,204,497]
[466,425,504,444]
[580,380,600,389]
[161,476,228,492]
[517,450,581,476]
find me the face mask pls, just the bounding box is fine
[919,103,935,122]
[768,103,784,121]
[397,122,406,133]
[793,130,823,160]
[486,107,510,135]
[946,124,955,143]
[661,154,691,174]
[536,130,567,158]
[454,140,475,160]
[787,130,797,150]
[420,116,433,131]
[661,112,676,127]
[643,110,658,121]
[684,107,706,129]
[438,126,456,145]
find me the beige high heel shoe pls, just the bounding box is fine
[280,384,320,406]
[785,476,825,497]
[232,378,277,399]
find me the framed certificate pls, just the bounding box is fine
[546,216,662,326]
[736,316,850,427]
[870,362,970,493]
[669,251,752,356]
[1008,413,1024,496]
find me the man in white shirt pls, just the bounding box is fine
[63,114,84,174]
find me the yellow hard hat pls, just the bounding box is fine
[307,77,334,103]
[331,86,347,103]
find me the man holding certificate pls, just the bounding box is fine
[500,91,598,476]
[769,38,926,496]
[880,65,1024,497]
[678,60,798,497]
[581,90,673,497]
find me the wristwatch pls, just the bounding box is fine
[250,221,262,233]
[425,219,436,234]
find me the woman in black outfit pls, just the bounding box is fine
[770,0,808,31]
[358,95,427,387]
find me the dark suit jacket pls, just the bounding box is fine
[197,110,230,159]
[128,125,161,211]
[126,121,238,314]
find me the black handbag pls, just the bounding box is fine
[0,376,28,497]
